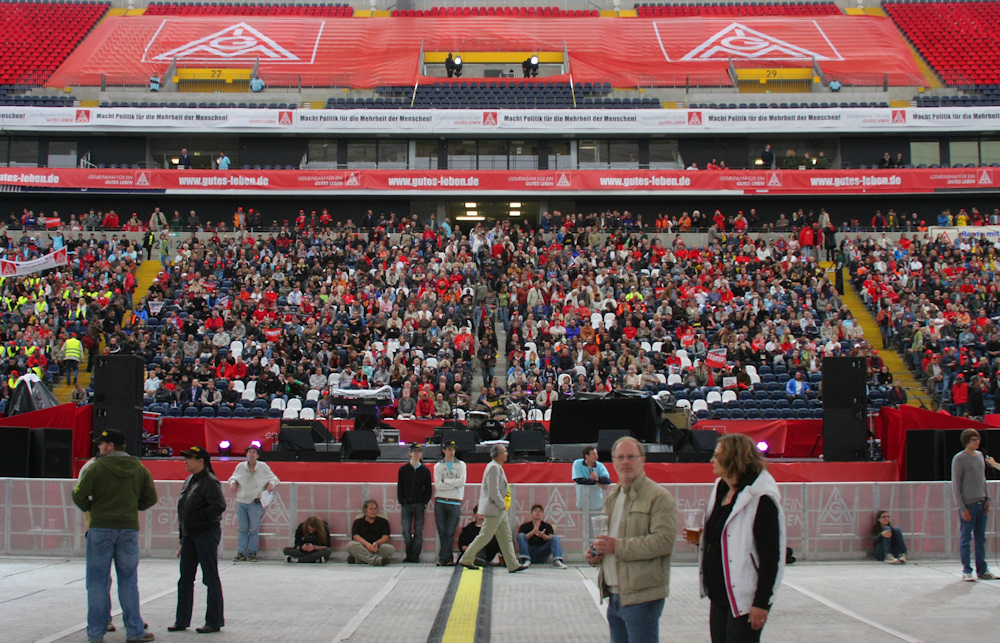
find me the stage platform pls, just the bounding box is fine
[133,458,899,483]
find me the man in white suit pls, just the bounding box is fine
[457,444,528,573]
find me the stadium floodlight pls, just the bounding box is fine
[454,56,463,78]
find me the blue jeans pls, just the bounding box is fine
[400,502,425,560]
[86,528,144,642]
[434,500,461,563]
[176,527,224,629]
[607,594,664,643]
[517,532,564,564]
[236,500,264,556]
[873,527,908,561]
[960,500,990,575]
[65,359,79,385]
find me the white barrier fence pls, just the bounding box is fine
[1,479,995,562]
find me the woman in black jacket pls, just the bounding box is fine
[170,446,226,634]
[284,517,332,564]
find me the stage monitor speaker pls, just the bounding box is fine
[29,428,73,478]
[0,426,31,477]
[905,429,946,481]
[296,451,340,463]
[260,450,298,462]
[550,398,657,444]
[686,430,720,454]
[823,407,868,461]
[353,407,379,432]
[280,419,333,443]
[443,429,476,455]
[341,430,381,460]
[92,354,145,455]
[277,428,315,452]
[597,429,633,462]
[476,420,505,443]
[508,430,548,460]
[821,357,867,409]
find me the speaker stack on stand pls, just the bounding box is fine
[92,355,145,456]
[821,357,869,461]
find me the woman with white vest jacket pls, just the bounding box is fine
[697,433,785,642]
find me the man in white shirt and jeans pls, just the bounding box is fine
[228,444,278,562]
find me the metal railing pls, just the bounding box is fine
[1,478,993,562]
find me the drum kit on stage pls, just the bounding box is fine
[462,395,540,442]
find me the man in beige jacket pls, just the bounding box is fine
[458,444,528,574]
[586,436,677,642]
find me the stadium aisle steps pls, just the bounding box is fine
[837,264,928,408]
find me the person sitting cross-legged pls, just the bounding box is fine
[516,504,567,569]
[346,499,395,566]
[284,516,332,564]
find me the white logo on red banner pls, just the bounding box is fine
[705,348,727,368]
[278,111,293,126]
[153,22,301,61]
[136,172,150,186]
[76,110,90,123]
[767,173,782,187]
[891,109,906,124]
[556,173,571,187]
[483,112,498,126]
[688,111,702,126]
[346,173,360,186]
[1,262,15,276]
[979,170,993,185]
[681,22,832,60]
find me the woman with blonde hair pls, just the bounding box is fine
[693,433,784,642]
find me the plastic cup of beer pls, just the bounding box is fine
[591,515,609,540]
[684,512,702,544]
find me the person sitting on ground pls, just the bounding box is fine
[871,510,908,564]
[284,516,332,564]
[458,505,500,566]
[516,504,568,569]
[347,499,394,566]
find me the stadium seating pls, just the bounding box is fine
[634,1,841,18]
[391,6,599,17]
[144,2,353,17]
[0,1,109,86]
[884,0,1000,86]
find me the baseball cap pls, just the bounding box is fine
[180,445,211,461]
[94,428,127,446]
[442,440,457,449]
[409,443,423,452]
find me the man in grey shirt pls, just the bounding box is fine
[951,429,997,582]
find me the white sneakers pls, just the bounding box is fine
[553,559,568,569]
[963,572,976,582]
[519,559,531,568]
[884,554,902,564]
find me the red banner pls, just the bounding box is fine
[705,348,727,368]
[49,15,923,88]
[3,167,994,195]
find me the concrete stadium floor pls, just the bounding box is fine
[4,555,998,643]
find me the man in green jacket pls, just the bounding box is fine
[73,429,158,643]
[586,436,677,643]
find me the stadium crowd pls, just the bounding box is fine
[0,202,990,424]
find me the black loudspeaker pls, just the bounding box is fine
[92,355,145,456]
[906,429,946,481]
[342,430,381,460]
[260,450,298,462]
[0,426,31,477]
[443,429,476,456]
[277,428,315,452]
[296,451,340,463]
[597,429,633,462]
[823,407,868,461]
[822,357,869,463]
[281,419,333,443]
[550,398,658,444]
[353,407,379,432]
[508,430,548,460]
[688,430,721,453]
[29,428,73,478]
[821,357,868,409]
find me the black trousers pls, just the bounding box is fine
[710,600,763,643]
[176,527,224,629]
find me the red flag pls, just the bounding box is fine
[705,348,727,369]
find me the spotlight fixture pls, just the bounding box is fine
[454,55,463,78]
[756,440,769,455]
[250,440,262,450]
[522,55,539,78]
[218,440,232,456]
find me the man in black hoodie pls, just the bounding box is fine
[73,429,157,643]
[398,443,432,563]
[170,446,226,634]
